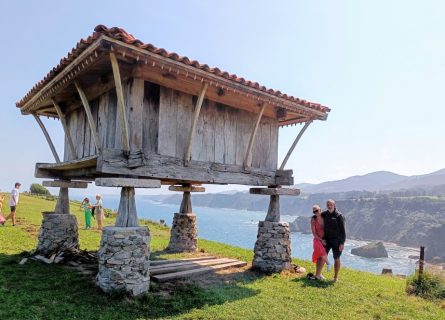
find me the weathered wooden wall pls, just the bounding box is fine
[157,86,278,170]
[63,78,278,171]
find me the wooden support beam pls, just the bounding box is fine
[95,177,161,188]
[184,82,208,166]
[74,81,101,152]
[279,120,312,170]
[115,187,139,227]
[32,114,61,163]
[266,195,280,222]
[54,187,70,214]
[243,102,266,169]
[249,187,300,196]
[110,52,130,152]
[43,180,89,189]
[168,185,205,192]
[51,98,77,159]
[179,191,192,213]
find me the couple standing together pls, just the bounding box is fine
[311,199,346,282]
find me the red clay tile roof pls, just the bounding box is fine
[16,25,330,114]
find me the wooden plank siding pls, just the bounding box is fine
[61,79,278,175]
[155,83,277,170]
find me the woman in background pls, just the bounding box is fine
[91,194,104,230]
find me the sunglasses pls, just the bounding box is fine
[313,209,319,213]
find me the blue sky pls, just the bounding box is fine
[0,1,444,195]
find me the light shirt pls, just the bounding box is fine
[9,188,19,206]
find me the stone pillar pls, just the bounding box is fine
[36,185,81,255]
[96,226,150,296]
[96,184,151,296]
[252,221,292,273]
[167,190,198,253]
[250,187,300,273]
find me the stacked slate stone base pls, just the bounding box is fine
[37,213,79,255]
[97,227,150,296]
[167,213,198,252]
[252,221,292,273]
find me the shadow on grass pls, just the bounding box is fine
[0,252,261,320]
[292,276,336,288]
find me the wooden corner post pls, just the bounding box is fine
[75,81,101,153]
[184,82,208,166]
[243,102,266,170]
[51,98,77,160]
[110,52,130,153]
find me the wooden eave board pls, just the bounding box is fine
[151,260,248,282]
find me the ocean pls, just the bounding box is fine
[75,194,418,276]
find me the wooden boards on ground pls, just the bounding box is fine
[149,256,247,282]
[150,256,217,266]
[151,260,247,282]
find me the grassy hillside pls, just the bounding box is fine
[0,194,444,319]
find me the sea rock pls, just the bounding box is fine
[288,216,312,233]
[381,268,393,275]
[351,241,388,258]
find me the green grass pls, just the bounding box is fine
[0,194,444,319]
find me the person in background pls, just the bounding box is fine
[0,191,5,225]
[0,191,4,214]
[91,194,104,230]
[322,199,346,283]
[81,197,92,230]
[2,182,21,226]
[310,204,331,280]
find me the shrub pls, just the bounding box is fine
[29,183,51,196]
[406,272,445,300]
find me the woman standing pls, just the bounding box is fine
[311,204,331,280]
[80,198,92,230]
[91,194,104,230]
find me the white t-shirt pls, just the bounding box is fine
[9,188,19,206]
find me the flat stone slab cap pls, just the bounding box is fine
[249,187,300,196]
[95,178,161,188]
[168,185,205,192]
[43,180,89,188]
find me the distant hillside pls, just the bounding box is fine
[296,171,407,193]
[296,169,445,194]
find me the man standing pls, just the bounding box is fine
[2,182,21,226]
[322,199,346,282]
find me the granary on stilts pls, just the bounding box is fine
[16,25,330,296]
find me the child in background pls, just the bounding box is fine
[81,198,92,230]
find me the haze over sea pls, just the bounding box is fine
[74,195,418,276]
